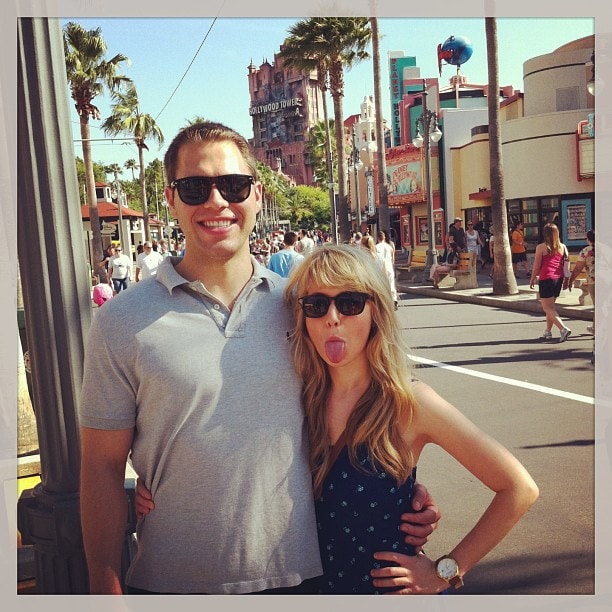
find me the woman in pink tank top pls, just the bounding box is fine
[529,223,572,342]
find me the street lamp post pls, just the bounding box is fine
[412,80,443,283]
[349,124,364,233]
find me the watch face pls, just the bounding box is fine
[437,557,458,579]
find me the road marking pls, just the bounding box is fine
[408,354,594,405]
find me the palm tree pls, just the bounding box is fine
[185,115,209,126]
[256,161,290,235]
[485,17,518,295]
[281,17,371,242]
[63,21,131,281]
[124,158,138,180]
[370,17,390,234]
[306,119,336,187]
[101,83,164,241]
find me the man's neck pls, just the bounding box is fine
[176,251,254,310]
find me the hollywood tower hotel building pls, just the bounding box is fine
[247,46,324,185]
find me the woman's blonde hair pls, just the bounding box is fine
[543,222,562,254]
[361,234,377,256]
[284,244,416,497]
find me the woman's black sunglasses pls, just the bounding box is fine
[170,174,255,205]
[298,292,371,318]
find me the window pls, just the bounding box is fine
[556,86,579,112]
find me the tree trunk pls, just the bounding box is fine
[485,17,517,295]
[139,144,150,241]
[81,118,106,282]
[321,83,337,243]
[330,61,350,243]
[371,17,390,233]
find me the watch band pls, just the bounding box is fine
[448,574,464,589]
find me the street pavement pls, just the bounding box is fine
[394,270,596,597]
[396,266,594,321]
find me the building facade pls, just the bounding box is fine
[247,48,324,186]
[450,35,595,253]
[377,35,595,254]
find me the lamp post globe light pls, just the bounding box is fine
[587,51,595,96]
[412,80,442,283]
[349,124,364,232]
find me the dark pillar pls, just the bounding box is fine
[16,17,92,593]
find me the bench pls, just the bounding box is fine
[568,254,592,306]
[396,249,428,282]
[451,251,478,289]
[437,251,478,290]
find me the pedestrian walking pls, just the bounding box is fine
[107,245,132,293]
[448,217,467,251]
[530,223,572,342]
[466,220,484,270]
[91,274,113,306]
[267,230,304,278]
[296,229,315,255]
[375,230,398,310]
[567,229,595,334]
[135,241,164,281]
[511,221,530,278]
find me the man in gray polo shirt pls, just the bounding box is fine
[79,121,439,594]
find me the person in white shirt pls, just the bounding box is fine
[136,241,165,281]
[375,230,398,310]
[296,229,315,255]
[108,246,132,293]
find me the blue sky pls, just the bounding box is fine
[62,16,594,173]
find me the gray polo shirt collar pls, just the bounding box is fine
[154,256,283,334]
[155,255,281,294]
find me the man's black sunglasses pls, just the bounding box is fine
[170,174,255,205]
[297,291,371,318]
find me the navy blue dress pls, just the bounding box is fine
[315,434,417,594]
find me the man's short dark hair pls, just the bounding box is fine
[284,231,298,246]
[163,121,257,184]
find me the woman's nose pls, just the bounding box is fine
[325,304,341,326]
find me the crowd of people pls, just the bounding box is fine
[253,227,400,307]
[93,237,183,307]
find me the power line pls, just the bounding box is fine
[154,16,219,123]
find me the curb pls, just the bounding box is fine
[397,282,594,321]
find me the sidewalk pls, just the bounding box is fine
[396,268,594,321]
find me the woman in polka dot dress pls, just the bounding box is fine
[283,245,539,594]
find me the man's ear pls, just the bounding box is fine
[165,186,177,216]
[253,181,262,215]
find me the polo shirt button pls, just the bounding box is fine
[213,303,220,310]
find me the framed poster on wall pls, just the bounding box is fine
[416,216,428,246]
[561,199,592,247]
[401,215,411,248]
